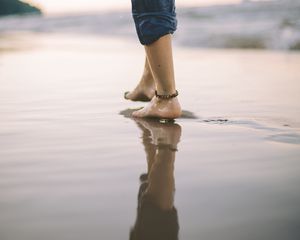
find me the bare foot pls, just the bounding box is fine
[124,82,155,102]
[132,96,182,119]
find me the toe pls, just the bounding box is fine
[124,91,130,100]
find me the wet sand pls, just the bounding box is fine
[0,33,300,240]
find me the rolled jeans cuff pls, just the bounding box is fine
[131,0,177,45]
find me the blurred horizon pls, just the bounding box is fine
[25,0,266,14]
[1,0,300,51]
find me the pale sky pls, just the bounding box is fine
[26,0,245,14]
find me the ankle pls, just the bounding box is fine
[155,90,179,99]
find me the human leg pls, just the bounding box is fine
[124,57,155,102]
[130,0,181,119]
[132,34,181,119]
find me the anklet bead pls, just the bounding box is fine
[155,90,179,99]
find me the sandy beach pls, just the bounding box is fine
[0,33,300,240]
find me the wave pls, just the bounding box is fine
[178,0,300,50]
[0,0,299,50]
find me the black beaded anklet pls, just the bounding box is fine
[155,90,179,99]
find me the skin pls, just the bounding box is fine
[135,118,182,210]
[124,57,155,102]
[126,34,182,119]
[129,118,181,240]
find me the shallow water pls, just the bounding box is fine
[0,34,300,240]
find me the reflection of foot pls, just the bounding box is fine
[132,96,182,119]
[134,118,182,149]
[124,82,155,102]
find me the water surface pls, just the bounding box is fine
[0,34,300,240]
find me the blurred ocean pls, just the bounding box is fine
[0,0,300,50]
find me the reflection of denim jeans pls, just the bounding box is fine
[131,0,177,45]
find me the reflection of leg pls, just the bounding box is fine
[130,119,181,240]
[137,121,156,173]
[132,35,182,119]
[124,57,155,102]
[146,149,176,210]
[135,119,181,210]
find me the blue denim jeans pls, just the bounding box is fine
[131,0,177,45]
